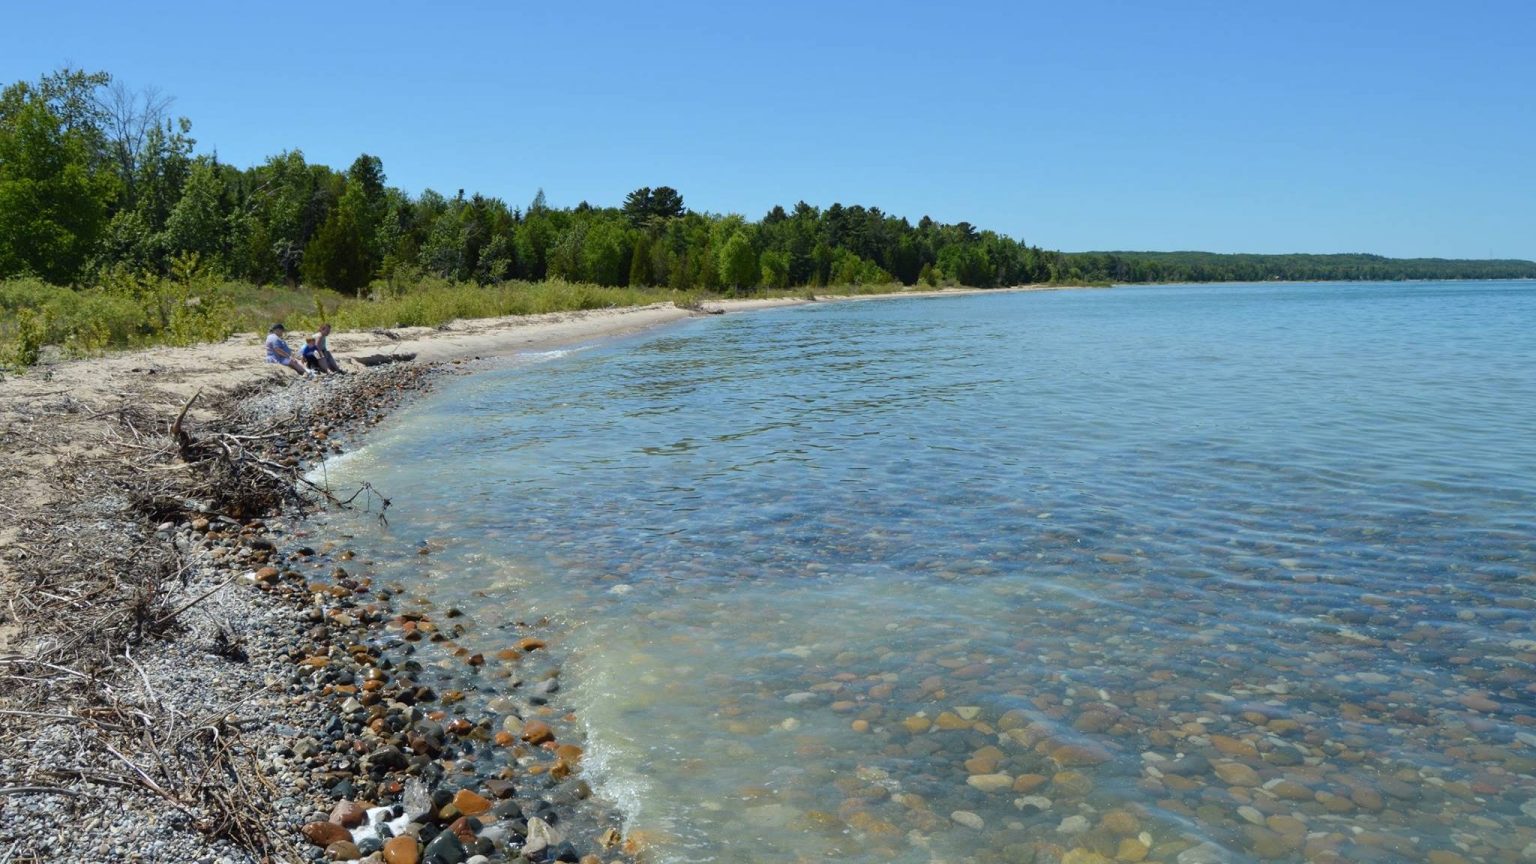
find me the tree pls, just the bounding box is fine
[760,249,790,290]
[302,184,372,292]
[719,230,758,292]
[628,231,654,286]
[98,79,174,209]
[161,159,227,262]
[621,185,686,227]
[0,99,115,282]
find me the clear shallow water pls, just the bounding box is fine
[322,283,1536,863]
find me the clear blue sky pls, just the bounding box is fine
[5,0,1533,259]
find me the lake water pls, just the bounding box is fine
[319,282,1536,863]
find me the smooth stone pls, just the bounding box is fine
[951,810,984,829]
[331,800,367,828]
[967,773,1014,792]
[935,712,970,730]
[304,822,353,847]
[1057,815,1090,834]
[326,841,362,861]
[453,789,492,816]
[1210,735,1258,758]
[383,836,420,864]
[1061,850,1110,864]
[522,817,562,855]
[1117,838,1150,862]
[423,829,466,864]
[1213,761,1261,786]
[1014,795,1053,813]
[1177,843,1227,864]
[1099,810,1138,835]
[521,720,554,745]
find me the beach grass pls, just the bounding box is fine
[0,275,944,369]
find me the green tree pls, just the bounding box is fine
[760,249,790,290]
[302,184,371,292]
[628,231,654,286]
[161,159,227,262]
[0,99,115,282]
[719,230,758,292]
[622,185,686,227]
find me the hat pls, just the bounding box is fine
[270,323,286,332]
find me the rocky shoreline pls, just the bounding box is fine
[0,361,630,864]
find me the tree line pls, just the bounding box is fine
[2,68,1531,294]
[1060,251,1536,283]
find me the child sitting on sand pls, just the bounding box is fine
[300,336,323,373]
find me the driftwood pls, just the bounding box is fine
[351,352,416,367]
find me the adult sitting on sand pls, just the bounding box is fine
[313,322,344,374]
[264,323,313,377]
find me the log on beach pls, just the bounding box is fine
[350,352,417,367]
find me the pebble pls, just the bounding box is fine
[950,810,984,829]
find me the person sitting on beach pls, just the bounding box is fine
[264,323,313,377]
[313,323,344,374]
[300,336,323,373]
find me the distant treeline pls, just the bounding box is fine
[2,67,1531,295]
[1061,251,1536,284]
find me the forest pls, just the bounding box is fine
[3,67,1533,366]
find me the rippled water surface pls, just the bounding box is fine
[324,283,1536,863]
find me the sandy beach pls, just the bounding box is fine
[0,285,1061,863]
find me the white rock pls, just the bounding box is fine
[955,706,981,720]
[522,817,561,855]
[950,810,984,830]
[1014,795,1052,812]
[1178,843,1228,864]
[966,773,1013,792]
[1056,815,1089,834]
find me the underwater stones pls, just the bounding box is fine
[902,715,932,734]
[1056,814,1089,834]
[1052,771,1094,798]
[1116,837,1150,861]
[1265,779,1312,801]
[1074,710,1115,733]
[935,711,971,731]
[1210,735,1258,758]
[1458,692,1500,713]
[951,810,985,829]
[1097,810,1138,835]
[1014,773,1049,793]
[1213,761,1261,787]
[966,745,1005,773]
[520,719,554,745]
[967,773,1014,793]
[1051,743,1111,767]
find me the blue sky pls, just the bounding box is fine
[5,0,1533,259]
